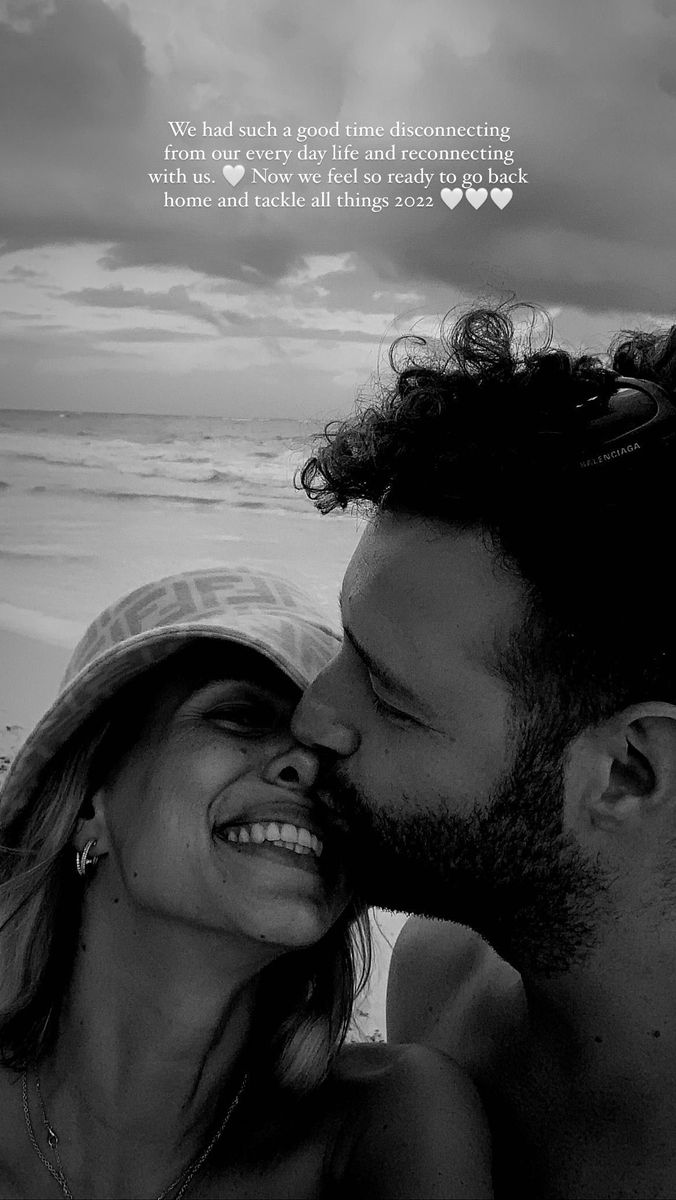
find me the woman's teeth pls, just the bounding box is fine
[223,821,323,858]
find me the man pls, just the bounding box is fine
[291,303,676,1199]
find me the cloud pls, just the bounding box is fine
[4,264,40,279]
[0,0,56,35]
[63,283,241,331]
[0,0,154,270]
[1,0,675,316]
[282,253,356,287]
[97,327,216,341]
[0,0,147,139]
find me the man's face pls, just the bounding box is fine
[292,512,609,975]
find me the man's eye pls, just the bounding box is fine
[370,689,418,727]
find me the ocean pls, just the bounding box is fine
[0,409,364,643]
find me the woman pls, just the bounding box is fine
[0,566,491,1199]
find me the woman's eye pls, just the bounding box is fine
[207,704,278,733]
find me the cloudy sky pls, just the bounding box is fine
[0,0,674,416]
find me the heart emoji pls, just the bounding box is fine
[490,187,513,209]
[440,187,463,210]
[222,165,245,187]
[465,188,488,209]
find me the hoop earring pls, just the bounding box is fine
[75,838,99,878]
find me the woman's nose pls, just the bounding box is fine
[262,743,322,791]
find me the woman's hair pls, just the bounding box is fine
[0,662,372,1093]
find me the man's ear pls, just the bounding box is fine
[71,787,110,857]
[569,703,676,834]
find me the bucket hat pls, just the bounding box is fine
[0,566,341,823]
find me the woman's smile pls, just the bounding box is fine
[221,820,323,858]
[215,824,325,876]
[212,794,349,882]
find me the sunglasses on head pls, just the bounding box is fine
[577,376,676,471]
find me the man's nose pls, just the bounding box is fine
[291,685,360,757]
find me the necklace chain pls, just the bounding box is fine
[21,1067,247,1200]
[22,1073,70,1198]
[35,1073,71,1196]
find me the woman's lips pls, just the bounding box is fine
[215,835,323,876]
[212,794,336,843]
[217,819,323,858]
[211,793,351,881]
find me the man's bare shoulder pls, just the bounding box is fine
[329,1042,492,1198]
[331,1040,486,1129]
[332,1039,479,1097]
[386,919,526,1077]
[387,919,494,1032]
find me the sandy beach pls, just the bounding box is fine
[0,625,405,1043]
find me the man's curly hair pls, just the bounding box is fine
[299,302,676,740]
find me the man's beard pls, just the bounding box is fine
[325,715,612,977]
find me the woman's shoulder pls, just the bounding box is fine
[326,1042,493,1198]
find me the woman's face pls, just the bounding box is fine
[91,645,352,952]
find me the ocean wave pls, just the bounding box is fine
[29,485,227,507]
[118,463,238,484]
[23,484,305,515]
[0,419,316,526]
[4,450,110,470]
[230,500,313,518]
[0,441,285,488]
[2,448,241,484]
